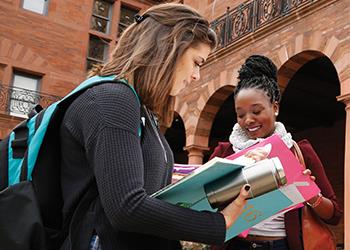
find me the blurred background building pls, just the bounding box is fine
[0,0,348,248]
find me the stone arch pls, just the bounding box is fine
[334,52,350,96]
[175,84,234,164]
[268,31,349,94]
[278,50,325,92]
[194,85,234,148]
[278,53,344,129]
[174,65,239,147]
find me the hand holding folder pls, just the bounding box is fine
[152,135,320,241]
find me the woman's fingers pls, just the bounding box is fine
[303,169,316,181]
[234,184,251,206]
[244,147,270,162]
[303,169,311,175]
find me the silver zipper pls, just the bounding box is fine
[143,105,168,164]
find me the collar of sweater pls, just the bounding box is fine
[229,122,293,152]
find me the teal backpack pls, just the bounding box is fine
[0,75,140,250]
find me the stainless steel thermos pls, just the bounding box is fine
[204,157,287,209]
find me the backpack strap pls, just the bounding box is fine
[7,111,47,185]
[3,75,142,185]
[11,121,29,159]
[60,75,140,106]
[59,75,141,136]
[34,109,46,132]
[22,75,141,182]
[0,137,9,190]
[11,104,44,161]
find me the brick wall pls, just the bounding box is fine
[0,0,152,135]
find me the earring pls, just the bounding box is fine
[275,112,278,116]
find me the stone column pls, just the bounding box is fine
[337,93,350,249]
[184,145,209,165]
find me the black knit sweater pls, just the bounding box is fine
[59,82,226,250]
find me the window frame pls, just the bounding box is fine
[21,0,50,16]
[10,70,42,117]
[91,0,114,34]
[86,1,146,72]
[86,35,110,71]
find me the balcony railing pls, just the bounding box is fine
[0,84,61,117]
[211,0,314,50]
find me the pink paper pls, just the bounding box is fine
[226,135,320,202]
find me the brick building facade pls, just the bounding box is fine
[0,0,157,137]
[0,0,349,248]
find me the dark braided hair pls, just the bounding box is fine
[234,55,281,104]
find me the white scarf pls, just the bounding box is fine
[229,122,293,152]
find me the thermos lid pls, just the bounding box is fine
[270,157,287,186]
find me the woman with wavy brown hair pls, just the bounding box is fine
[59,3,251,250]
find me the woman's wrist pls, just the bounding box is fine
[220,211,231,229]
[220,202,239,229]
[306,193,323,208]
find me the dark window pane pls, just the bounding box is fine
[118,23,128,36]
[92,0,111,18]
[120,6,138,25]
[88,36,109,61]
[91,16,108,33]
[118,5,138,36]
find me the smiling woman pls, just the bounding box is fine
[210,55,342,250]
[234,88,278,139]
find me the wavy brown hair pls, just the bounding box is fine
[90,3,217,127]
